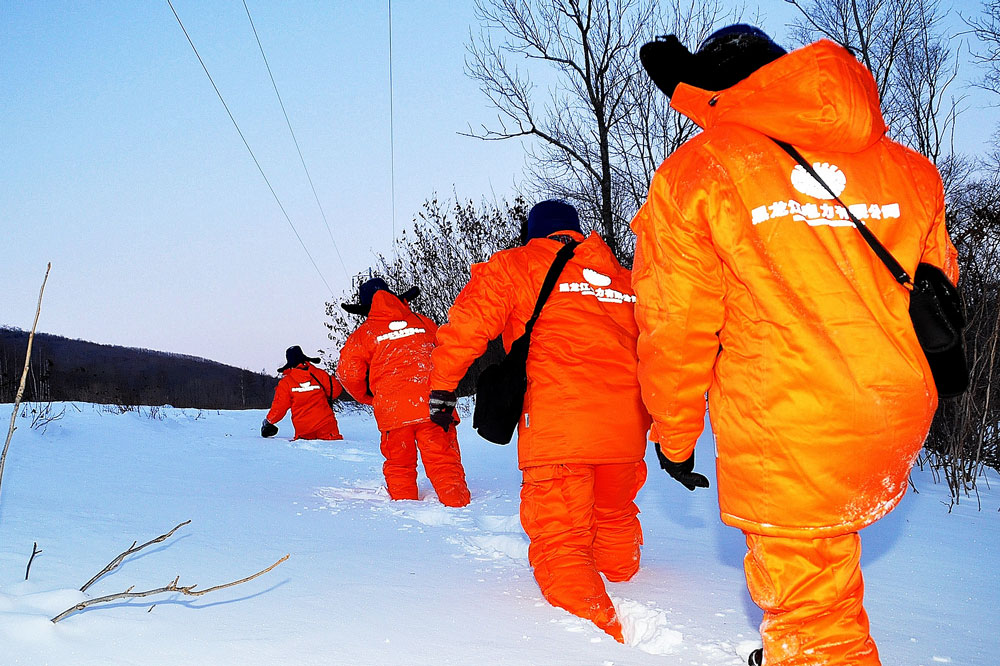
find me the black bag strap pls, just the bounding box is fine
[308,369,334,406]
[770,138,913,288]
[523,240,579,340]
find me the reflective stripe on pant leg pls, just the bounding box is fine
[593,460,646,582]
[379,426,419,500]
[743,531,880,666]
[414,421,470,507]
[520,463,622,642]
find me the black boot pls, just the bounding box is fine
[748,648,763,665]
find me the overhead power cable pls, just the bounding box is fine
[166,0,335,295]
[388,0,397,258]
[241,0,350,281]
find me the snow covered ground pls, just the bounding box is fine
[0,401,997,665]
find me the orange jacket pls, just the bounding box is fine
[266,363,343,440]
[337,290,440,432]
[631,40,959,538]
[431,231,650,469]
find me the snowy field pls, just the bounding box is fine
[0,401,997,666]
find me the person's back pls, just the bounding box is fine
[263,346,342,441]
[433,230,649,467]
[429,200,649,642]
[633,37,955,535]
[338,278,470,507]
[633,26,959,666]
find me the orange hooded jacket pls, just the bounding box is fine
[430,231,650,469]
[337,290,440,432]
[631,40,958,538]
[266,363,342,440]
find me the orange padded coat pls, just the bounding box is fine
[266,364,342,440]
[631,40,958,538]
[430,231,650,469]
[337,290,440,432]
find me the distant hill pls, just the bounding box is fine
[0,327,278,409]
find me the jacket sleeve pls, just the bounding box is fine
[918,171,960,283]
[325,369,343,401]
[430,257,516,391]
[265,377,292,424]
[337,332,374,405]
[631,167,727,463]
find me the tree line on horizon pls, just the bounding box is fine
[0,327,278,410]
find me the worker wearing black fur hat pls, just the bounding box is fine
[262,345,343,440]
[634,24,959,666]
[338,277,470,507]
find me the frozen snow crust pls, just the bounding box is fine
[0,402,996,665]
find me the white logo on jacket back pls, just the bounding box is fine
[291,381,321,393]
[559,268,636,304]
[749,161,901,228]
[376,320,427,342]
[791,162,846,199]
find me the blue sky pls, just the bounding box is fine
[2,1,993,374]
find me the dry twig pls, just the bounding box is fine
[0,263,51,507]
[80,520,191,593]
[25,542,42,580]
[51,554,289,623]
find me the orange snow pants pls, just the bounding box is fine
[743,532,880,666]
[379,422,471,507]
[520,461,647,642]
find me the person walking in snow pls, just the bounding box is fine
[337,277,471,508]
[633,25,961,666]
[427,200,650,643]
[262,345,343,441]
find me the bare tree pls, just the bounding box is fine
[324,195,527,393]
[466,0,657,260]
[785,0,963,173]
[966,0,1000,96]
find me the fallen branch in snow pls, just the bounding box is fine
[80,520,192,593]
[51,553,289,623]
[0,263,51,511]
[25,542,42,580]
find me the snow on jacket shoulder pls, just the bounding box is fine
[337,290,438,432]
[631,39,959,538]
[267,364,342,440]
[431,231,650,469]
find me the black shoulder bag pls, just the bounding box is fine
[772,139,969,398]
[473,241,579,444]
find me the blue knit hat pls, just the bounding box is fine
[341,276,420,316]
[524,200,581,242]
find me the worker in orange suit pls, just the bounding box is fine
[337,277,470,507]
[262,345,343,441]
[634,26,961,666]
[428,200,651,642]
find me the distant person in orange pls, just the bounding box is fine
[634,26,960,666]
[261,346,343,441]
[337,277,470,507]
[428,200,650,642]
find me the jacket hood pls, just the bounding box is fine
[670,39,886,152]
[367,289,417,320]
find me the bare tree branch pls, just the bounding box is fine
[80,520,192,593]
[0,263,51,509]
[25,542,42,581]
[52,554,290,623]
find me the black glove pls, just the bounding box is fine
[428,389,457,432]
[261,419,278,438]
[654,443,709,491]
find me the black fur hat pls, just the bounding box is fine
[341,277,419,316]
[278,345,320,372]
[640,24,787,98]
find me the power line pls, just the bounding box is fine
[166,0,335,295]
[388,0,397,259]
[241,0,350,281]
